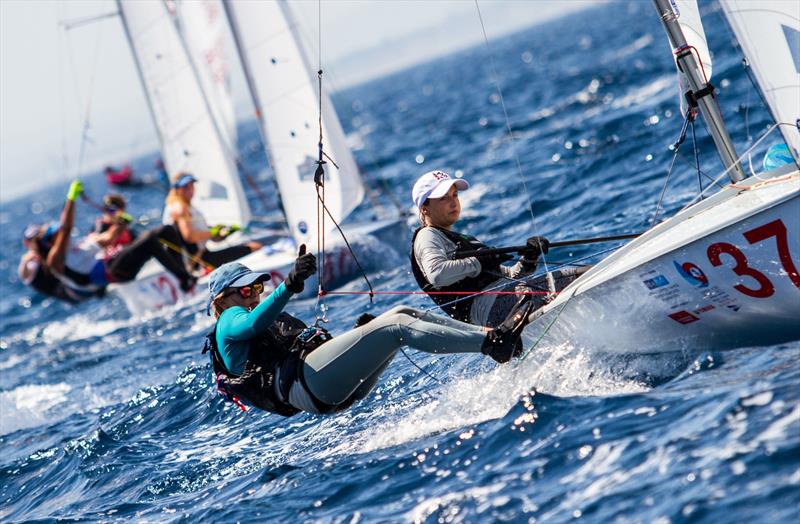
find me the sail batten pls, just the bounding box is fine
[117,0,250,227]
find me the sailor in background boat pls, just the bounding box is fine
[19,222,87,303]
[164,173,262,270]
[92,194,137,253]
[202,253,532,416]
[19,180,198,303]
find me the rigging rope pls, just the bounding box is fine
[311,3,374,311]
[651,109,694,225]
[473,0,553,289]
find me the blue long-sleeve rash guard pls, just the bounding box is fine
[215,282,293,375]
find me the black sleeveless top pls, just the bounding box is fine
[409,226,503,322]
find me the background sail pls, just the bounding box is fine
[117,0,250,226]
[175,0,238,152]
[224,0,365,246]
[720,0,800,165]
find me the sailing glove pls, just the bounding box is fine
[116,212,133,225]
[285,244,317,293]
[519,236,550,270]
[66,180,84,202]
[523,236,550,257]
[472,248,514,271]
[353,313,376,328]
[209,224,239,240]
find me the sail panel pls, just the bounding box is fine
[176,0,238,151]
[118,0,250,226]
[225,0,365,246]
[721,0,800,164]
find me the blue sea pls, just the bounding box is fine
[1,2,798,522]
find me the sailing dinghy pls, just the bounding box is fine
[524,0,800,354]
[109,0,401,312]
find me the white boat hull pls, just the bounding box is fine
[110,218,406,313]
[525,169,800,354]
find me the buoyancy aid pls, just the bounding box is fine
[410,226,503,322]
[29,262,79,303]
[202,312,333,416]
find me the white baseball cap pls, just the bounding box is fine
[412,170,470,210]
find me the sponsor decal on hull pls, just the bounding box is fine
[673,261,709,288]
[668,310,699,324]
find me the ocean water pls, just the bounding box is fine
[1,2,799,522]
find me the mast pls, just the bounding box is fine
[653,0,746,183]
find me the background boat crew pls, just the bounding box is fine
[20,180,198,303]
[204,254,532,416]
[164,173,262,269]
[92,194,137,258]
[18,222,84,303]
[410,170,552,327]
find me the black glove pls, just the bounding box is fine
[522,236,550,257]
[472,248,514,271]
[285,244,317,293]
[519,236,550,271]
[353,313,376,328]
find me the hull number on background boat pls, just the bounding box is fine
[707,219,800,299]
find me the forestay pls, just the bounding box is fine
[117,0,250,227]
[223,0,365,246]
[174,0,238,152]
[720,0,800,164]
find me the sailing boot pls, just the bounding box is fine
[481,296,536,363]
[180,275,198,293]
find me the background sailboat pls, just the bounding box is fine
[523,0,800,354]
[110,0,402,311]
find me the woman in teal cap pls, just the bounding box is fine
[203,248,532,415]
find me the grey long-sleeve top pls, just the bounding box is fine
[412,226,533,325]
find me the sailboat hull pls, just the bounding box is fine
[525,169,800,354]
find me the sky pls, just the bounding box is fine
[0,0,599,202]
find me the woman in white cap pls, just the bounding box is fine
[203,250,530,416]
[165,172,262,268]
[410,170,553,327]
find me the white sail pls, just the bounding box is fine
[174,0,238,151]
[720,0,800,165]
[224,0,365,246]
[117,0,250,227]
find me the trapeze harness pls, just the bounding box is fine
[202,312,354,415]
[410,226,504,323]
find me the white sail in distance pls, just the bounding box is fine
[175,0,238,151]
[223,0,365,246]
[117,0,250,227]
[720,0,800,165]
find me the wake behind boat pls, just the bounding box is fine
[523,0,800,355]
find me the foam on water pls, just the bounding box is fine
[0,383,71,435]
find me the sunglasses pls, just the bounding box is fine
[225,281,264,298]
